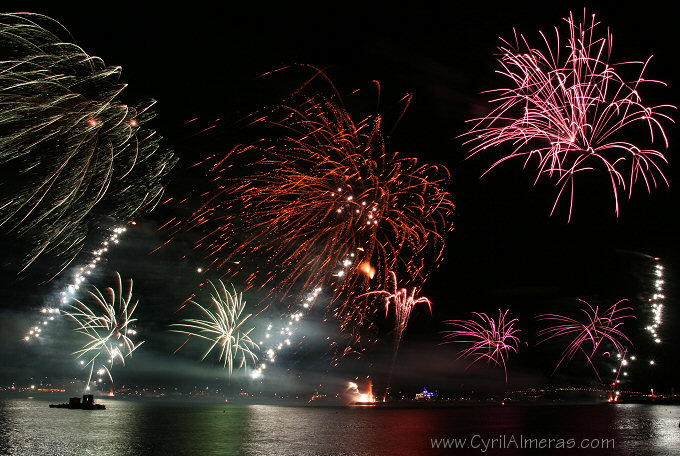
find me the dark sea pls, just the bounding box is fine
[1,398,679,455]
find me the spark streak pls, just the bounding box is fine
[0,13,175,274]
[359,271,432,351]
[24,225,130,343]
[163,70,453,349]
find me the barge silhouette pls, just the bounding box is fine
[49,394,105,410]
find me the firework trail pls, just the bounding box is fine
[463,10,675,220]
[442,309,520,381]
[536,299,634,381]
[24,224,131,343]
[63,272,143,389]
[253,285,330,379]
[0,13,175,276]
[250,250,359,379]
[163,69,453,348]
[608,257,665,388]
[646,258,664,344]
[171,280,259,376]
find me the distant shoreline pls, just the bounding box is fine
[4,393,680,408]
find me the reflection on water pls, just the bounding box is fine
[614,404,680,455]
[0,398,248,456]
[0,398,679,455]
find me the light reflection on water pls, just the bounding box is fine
[0,398,679,455]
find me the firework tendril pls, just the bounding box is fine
[359,271,432,351]
[536,298,634,381]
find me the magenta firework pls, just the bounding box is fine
[442,309,520,381]
[536,299,634,380]
[463,10,674,220]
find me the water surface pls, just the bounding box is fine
[1,398,679,455]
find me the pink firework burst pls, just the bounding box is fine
[442,309,521,381]
[536,299,634,381]
[359,271,432,349]
[464,10,675,220]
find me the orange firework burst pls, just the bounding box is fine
[165,72,453,347]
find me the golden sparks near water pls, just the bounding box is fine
[63,272,143,390]
[171,280,259,376]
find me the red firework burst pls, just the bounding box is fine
[164,71,454,347]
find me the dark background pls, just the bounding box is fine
[0,1,678,397]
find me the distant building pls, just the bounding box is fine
[415,388,435,400]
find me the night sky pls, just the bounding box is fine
[1,1,678,397]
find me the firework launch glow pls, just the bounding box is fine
[442,309,521,381]
[536,299,634,381]
[171,281,259,376]
[608,257,665,386]
[0,13,175,276]
[346,380,376,404]
[63,272,143,390]
[463,10,675,220]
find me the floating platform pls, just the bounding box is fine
[49,394,105,410]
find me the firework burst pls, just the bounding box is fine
[442,309,520,381]
[0,13,175,276]
[63,272,143,388]
[359,271,431,350]
[171,280,259,375]
[164,70,453,347]
[536,299,634,380]
[463,10,674,220]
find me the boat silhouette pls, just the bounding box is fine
[49,394,105,410]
